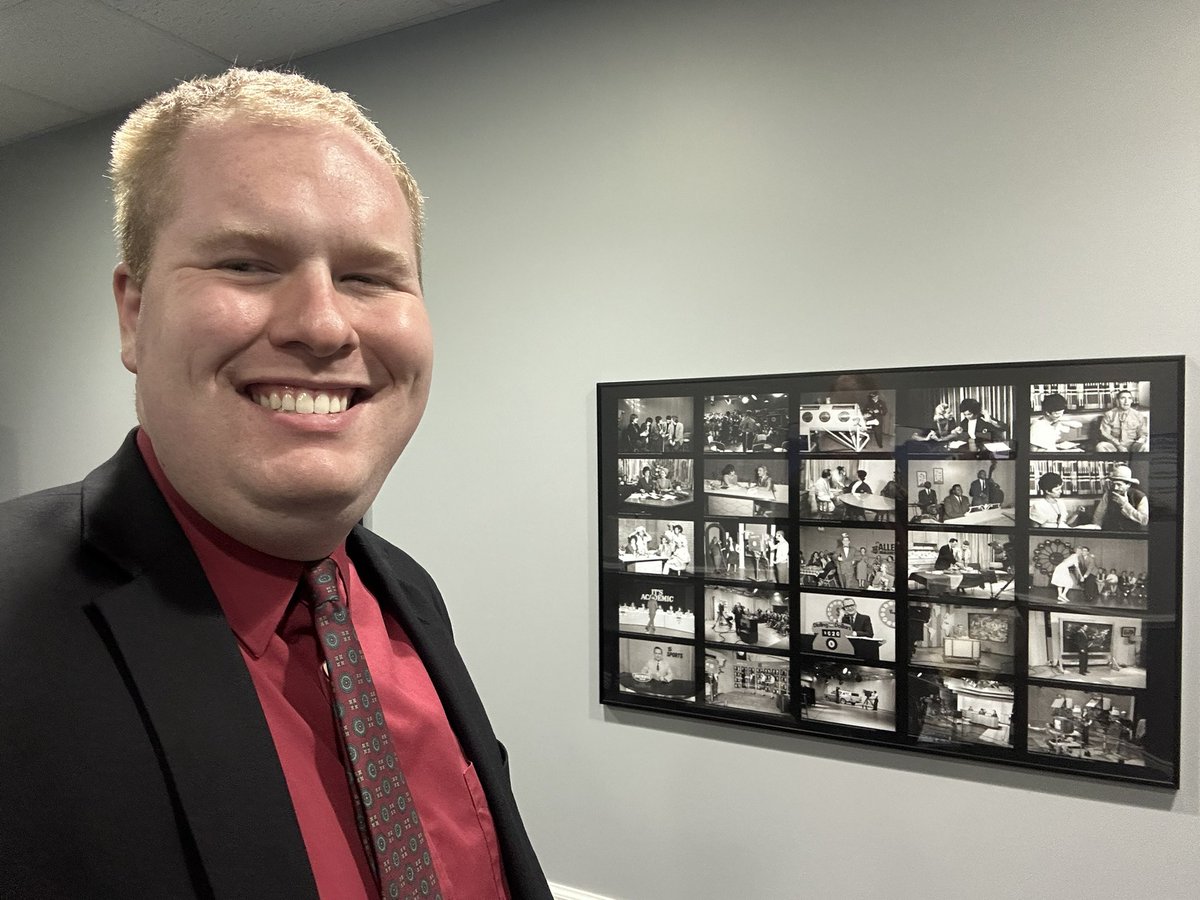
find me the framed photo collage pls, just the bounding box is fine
[598,356,1183,787]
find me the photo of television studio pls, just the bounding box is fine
[1026,535,1148,609]
[1028,381,1150,453]
[1028,459,1151,532]
[704,585,789,649]
[702,457,788,518]
[611,517,696,576]
[618,396,692,453]
[616,577,696,640]
[618,638,696,701]
[908,531,1015,600]
[797,593,895,663]
[1027,686,1169,776]
[797,663,896,732]
[796,386,895,453]
[702,520,788,584]
[898,385,1014,456]
[909,671,1013,748]
[907,602,1016,674]
[796,526,897,592]
[702,393,789,453]
[1027,611,1147,689]
[907,459,1016,527]
[704,648,790,717]
[798,458,899,522]
[618,457,693,512]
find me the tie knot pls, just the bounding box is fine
[304,558,341,609]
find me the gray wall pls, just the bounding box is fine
[1,1,1197,897]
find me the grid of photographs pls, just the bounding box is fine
[599,359,1182,787]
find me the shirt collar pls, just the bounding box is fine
[136,428,352,659]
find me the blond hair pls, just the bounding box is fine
[110,68,423,283]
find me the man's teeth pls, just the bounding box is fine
[251,389,353,414]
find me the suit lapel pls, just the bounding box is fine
[83,433,317,898]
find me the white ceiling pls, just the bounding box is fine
[0,0,499,146]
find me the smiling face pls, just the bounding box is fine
[114,118,432,558]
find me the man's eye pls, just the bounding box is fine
[220,261,262,273]
[345,274,390,287]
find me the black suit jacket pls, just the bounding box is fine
[0,433,551,899]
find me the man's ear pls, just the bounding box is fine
[113,263,142,374]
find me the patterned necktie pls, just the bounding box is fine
[305,559,443,900]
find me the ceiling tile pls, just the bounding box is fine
[0,82,84,145]
[100,0,488,63]
[0,0,227,113]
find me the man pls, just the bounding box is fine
[1095,390,1148,452]
[839,599,874,638]
[824,532,857,588]
[968,469,993,507]
[861,390,888,448]
[771,531,789,584]
[0,70,548,899]
[935,538,960,570]
[942,483,971,519]
[642,647,674,682]
[917,480,938,517]
[739,410,759,452]
[1090,464,1149,532]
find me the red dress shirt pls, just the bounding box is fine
[137,431,508,899]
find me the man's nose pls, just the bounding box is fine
[268,267,358,358]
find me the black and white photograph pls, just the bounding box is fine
[1027,686,1170,776]
[1027,536,1148,609]
[796,386,895,453]
[909,671,1014,748]
[1029,382,1150,453]
[899,385,1014,455]
[703,648,791,716]
[615,577,696,640]
[798,458,900,522]
[618,458,693,511]
[611,517,696,576]
[797,662,896,732]
[701,520,789,583]
[617,396,693,453]
[797,526,897,592]
[797,593,895,663]
[1028,460,1150,532]
[907,602,1017,674]
[702,457,788,518]
[618,638,696,701]
[1028,611,1146,689]
[908,531,1015,601]
[703,585,790,649]
[702,393,789,452]
[908,459,1016,526]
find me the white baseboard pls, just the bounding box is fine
[549,882,616,900]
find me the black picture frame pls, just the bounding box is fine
[598,356,1183,787]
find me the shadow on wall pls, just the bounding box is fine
[0,426,17,501]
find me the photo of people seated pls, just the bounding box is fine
[907,603,1016,674]
[616,577,696,639]
[702,520,788,584]
[618,458,694,510]
[703,393,788,452]
[703,458,788,518]
[1028,461,1150,532]
[705,586,789,649]
[1028,612,1146,689]
[610,517,696,576]
[908,533,1015,600]
[796,386,895,452]
[1028,382,1150,453]
[798,458,900,522]
[1027,536,1148,609]
[618,638,696,701]
[797,527,896,592]
[1027,687,1169,776]
[704,649,791,717]
[898,385,1013,456]
[618,396,693,453]
[908,459,1015,526]
[797,663,895,732]
[797,594,895,663]
[910,671,1013,748]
